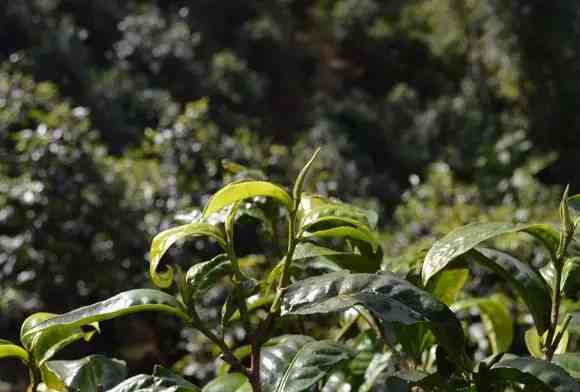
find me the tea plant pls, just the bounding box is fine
[3,149,580,391]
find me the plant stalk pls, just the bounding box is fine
[545,265,562,361]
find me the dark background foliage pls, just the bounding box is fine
[0,0,578,388]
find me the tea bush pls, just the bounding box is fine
[3,150,580,391]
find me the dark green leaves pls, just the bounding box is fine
[108,365,200,392]
[45,355,127,391]
[260,335,353,392]
[281,272,467,362]
[422,222,559,284]
[293,241,381,273]
[469,248,552,334]
[149,222,227,288]
[489,357,580,392]
[23,289,190,340]
[186,254,232,299]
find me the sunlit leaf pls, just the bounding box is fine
[23,289,190,340]
[0,339,28,363]
[149,222,227,288]
[292,148,320,210]
[203,180,292,217]
[525,325,569,359]
[422,222,560,284]
[202,373,251,392]
[298,195,378,231]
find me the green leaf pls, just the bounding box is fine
[281,272,467,364]
[149,222,227,288]
[23,289,190,340]
[568,194,580,218]
[260,334,353,392]
[293,242,381,273]
[422,222,560,284]
[203,180,292,217]
[292,148,320,210]
[359,352,394,392]
[452,294,513,354]
[108,365,200,392]
[0,339,28,363]
[186,254,232,299]
[202,373,252,392]
[299,195,378,231]
[321,370,355,392]
[525,325,569,359]
[45,355,127,391]
[23,314,100,365]
[302,226,380,252]
[426,267,469,306]
[467,248,552,334]
[490,357,580,392]
[554,353,580,380]
[563,257,580,295]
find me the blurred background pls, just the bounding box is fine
[0,0,579,388]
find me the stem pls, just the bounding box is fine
[545,266,562,361]
[27,363,41,392]
[188,304,249,378]
[225,247,262,391]
[545,230,573,360]
[257,212,300,347]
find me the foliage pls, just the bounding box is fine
[2,153,580,391]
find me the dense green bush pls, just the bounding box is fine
[3,154,580,391]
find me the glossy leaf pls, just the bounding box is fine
[490,357,580,392]
[292,148,320,210]
[202,373,251,392]
[525,325,569,359]
[281,272,467,363]
[45,355,127,391]
[293,241,381,273]
[0,339,28,363]
[149,222,227,288]
[298,195,378,230]
[108,365,200,392]
[452,294,513,354]
[554,353,580,380]
[186,254,232,299]
[260,334,353,392]
[21,312,100,365]
[203,180,292,217]
[302,226,380,252]
[23,289,190,340]
[359,353,394,392]
[466,248,552,334]
[563,257,580,295]
[426,267,470,306]
[321,370,355,392]
[422,222,560,284]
